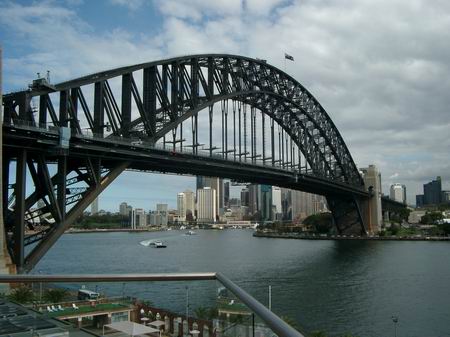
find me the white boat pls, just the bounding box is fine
[185,230,197,235]
[149,240,167,248]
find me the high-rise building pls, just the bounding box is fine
[259,185,272,221]
[240,188,249,207]
[131,208,146,229]
[119,202,129,216]
[196,176,223,218]
[197,187,217,222]
[156,204,168,226]
[248,184,259,216]
[281,188,292,220]
[442,191,450,203]
[272,186,282,220]
[91,197,99,215]
[177,193,186,221]
[184,189,195,217]
[424,176,442,205]
[224,182,230,207]
[416,195,424,208]
[291,190,327,222]
[390,184,407,204]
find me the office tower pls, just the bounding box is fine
[390,184,407,204]
[197,187,217,222]
[184,189,195,217]
[424,176,442,205]
[131,208,146,229]
[119,202,129,216]
[224,182,230,207]
[177,193,186,221]
[272,186,282,220]
[259,185,272,221]
[196,176,223,218]
[240,188,249,207]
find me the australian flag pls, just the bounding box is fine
[285,53,294,61]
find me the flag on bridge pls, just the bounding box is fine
[284,53,294,61]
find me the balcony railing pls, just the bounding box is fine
[0,273,304,337]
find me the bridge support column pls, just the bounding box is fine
[360,165,382,234]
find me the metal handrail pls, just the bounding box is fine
[0,272,304,337]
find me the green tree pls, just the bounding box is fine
[8,285,34,304]
[194,306,209,320]
[303,213,333,234]
[43,288,68,303]
[309,331,327,337]
[420,211,443,225]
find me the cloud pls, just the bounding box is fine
[109,0,145,11]
[2,0,450,208]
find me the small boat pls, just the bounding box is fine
[185,230,197,235]
[149,240,167,248]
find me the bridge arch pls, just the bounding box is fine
[2,54,371,272]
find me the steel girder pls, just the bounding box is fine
[4,54,363,187]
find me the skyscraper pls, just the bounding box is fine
[119,202,129,216]
[196,176,223,218]
[177,193,186,221]
[240,188,249,207]
[184,189,195,217]
[390,184,406,204]
[424,176,442,205]
[259,185,272,221]
[197,187,216,222]
[224,182,230,207]
[272,186,282,220]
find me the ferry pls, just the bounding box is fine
[185,230,197,235]
[149,240,167,248]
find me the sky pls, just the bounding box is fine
[1,0,450,211]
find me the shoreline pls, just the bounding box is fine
[64,228,165,234]
[253,231,450,241]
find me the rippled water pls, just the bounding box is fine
[34,230,450,337]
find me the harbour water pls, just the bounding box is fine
[34,230,450,337]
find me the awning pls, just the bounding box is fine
[149,320,165,328]
[104,321,160,336]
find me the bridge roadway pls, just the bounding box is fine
[3,122,369,199]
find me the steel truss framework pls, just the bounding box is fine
[3,54,369,272]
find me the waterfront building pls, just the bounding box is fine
[442,191,450,203]
[197,187,217,222]
[390,183,407,204]
[259,185,272,221]
[248,184,259,216]
[119,202,129,216]
[240,188,249,207]
[177,193,186,221]
[197,176,224,217]
[416,194,424,208]
[91,197,99,215]
[291,190,328,222]
[224,182,230,207]
[131,208,146,229]
[424,176,442,205]
[184,189,195,218]
[154,204,168,226]
[272,186,282,220]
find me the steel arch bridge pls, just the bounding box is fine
[2,54,374,272]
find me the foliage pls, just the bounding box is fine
[390,208,411,224]
[194,306,218,321]
[73,214,128,229]
[8,285,34,304]
[420,211,443,225]
[309,331,327,337]
[303,213,334,234]
[438,222,450,235]
[43,288,68,303]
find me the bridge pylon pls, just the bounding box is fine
[359,165,383,234]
